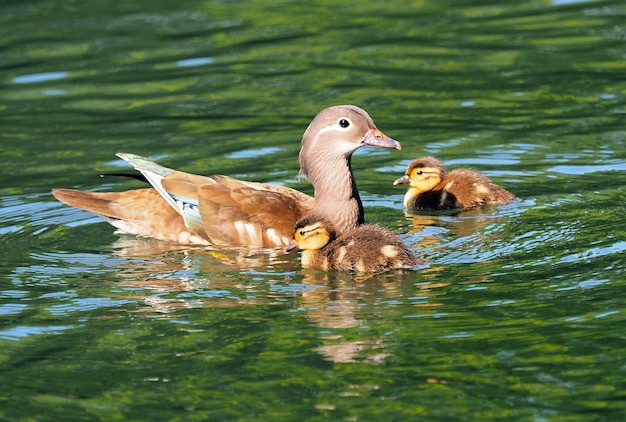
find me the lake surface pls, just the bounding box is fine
[1,0,625,420]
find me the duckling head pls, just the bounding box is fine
[393,156,446,194]
[285,216,336,253]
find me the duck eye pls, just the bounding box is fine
[299,230,305,236]
[416,170,423,175]
[338,118,350,128]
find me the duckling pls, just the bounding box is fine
[52,105,402,247]
[393,156,517,211]
[286,215,425,272]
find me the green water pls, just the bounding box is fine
[1,0,625,420]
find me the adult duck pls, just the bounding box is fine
[393,156,517,211]
[53,105,402,247]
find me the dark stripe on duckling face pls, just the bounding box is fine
[293,220,332,251]
[408,167,443,192]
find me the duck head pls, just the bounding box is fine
[298,105,402,179]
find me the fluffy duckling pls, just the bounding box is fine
[286,215,425,272]
[393,156,517,210]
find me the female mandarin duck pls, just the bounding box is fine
[52,105,402,248]
[285,215,425,272]
[393,156,517,211]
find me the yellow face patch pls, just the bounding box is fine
[294,222,331,250]
[408,166,442,192]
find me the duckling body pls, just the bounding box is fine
[52,105,402,248]
[286,215,425,272]
[393,156,517,211]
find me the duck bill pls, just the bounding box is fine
[285,239,300,253]
[393,175,410,185]
[363,128,402,151]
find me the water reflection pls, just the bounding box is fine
[402,208,502,238]
[0,325,75,341]
[548,163,626,174]
[12,71,68,84]
[30,234,453,364]
[176,57,213,67]
[289,267,451,364]
[101,237,298,313]
[400,203,526,264]
[551,0,596,5]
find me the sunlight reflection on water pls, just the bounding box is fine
[176,57,213,67]
[226,147,282,159]
[12,71,68,84]
[548,163,626,174]
[551,0,597,5]
[0,325,75,340]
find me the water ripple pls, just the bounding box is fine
[176,57,214,67]
[12,71,68,84]
[0,325,75,341]
[548,163,626,174]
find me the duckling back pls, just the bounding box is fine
[440,169,517,209]
[320,225,424,272]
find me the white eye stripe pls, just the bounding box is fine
[315,118,354,138]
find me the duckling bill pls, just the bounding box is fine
[286,215,425,272]
[393,156,517,211]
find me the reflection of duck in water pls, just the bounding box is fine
[393,156,517,211]
[286,215,425,272]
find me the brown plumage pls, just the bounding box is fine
[285,215,425,272]
[52,105,402,248]
[393,156,517,211]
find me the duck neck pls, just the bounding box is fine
[309,155,364,232]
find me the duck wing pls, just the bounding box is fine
[119,153,313,248]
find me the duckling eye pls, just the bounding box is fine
[338,118,350,128]
[416,170,423,175]
[299,230,306,236]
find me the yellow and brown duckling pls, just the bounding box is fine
[285,215,425,272]
[393,156,517,211]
